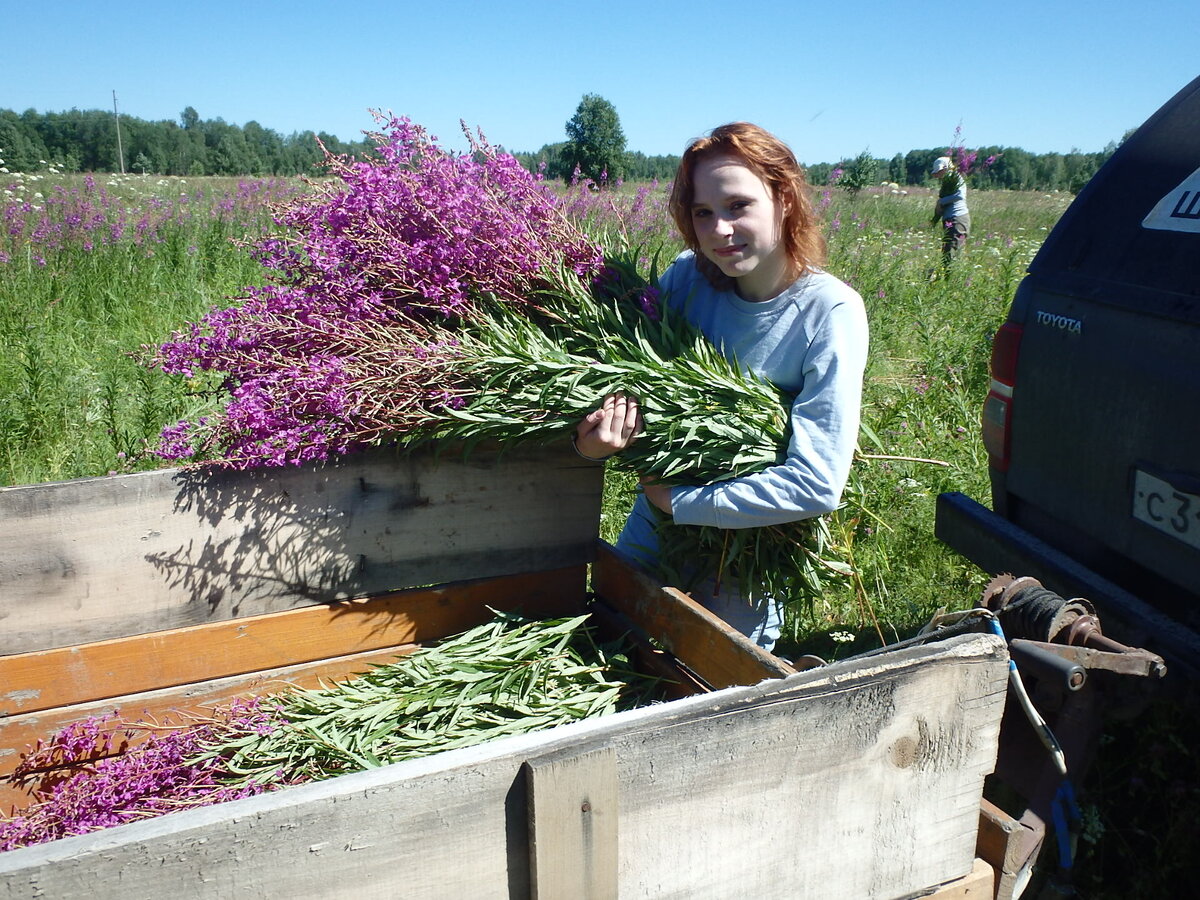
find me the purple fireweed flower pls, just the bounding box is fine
[149,114,605,470]
[0,703,282,851]
[0,176,299,266]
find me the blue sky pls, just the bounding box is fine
[6,0,1198,165]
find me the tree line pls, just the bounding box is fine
[805,143,1121,195]
[0,106,371,177]
[2,98,1120,193]
[515,142,1116,194]
[508,94,1121,193]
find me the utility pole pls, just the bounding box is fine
[112,90,126,174]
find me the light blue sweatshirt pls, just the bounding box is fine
[616,251,869,622]
[936,172,969,220]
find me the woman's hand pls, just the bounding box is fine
[574,393,643,460]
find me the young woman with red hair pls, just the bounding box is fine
[574,123,868,651]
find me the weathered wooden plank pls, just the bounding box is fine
[924,858,995,899]
[0,633,1008,900]
[592,542,794,688]
[976,797,1041,900]
[0,443,602,654]
[0,565,585,718]
[526,747,618,900]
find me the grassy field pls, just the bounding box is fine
[2,170,1191,894]
[0,173,300,484]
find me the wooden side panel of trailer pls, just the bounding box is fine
[0,443,603,654]
[0,633,1007,900]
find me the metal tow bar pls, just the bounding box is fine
[976,574,1166,899]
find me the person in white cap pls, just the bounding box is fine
[929,155,970,271]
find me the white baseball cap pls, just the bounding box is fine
[931,156,953,174]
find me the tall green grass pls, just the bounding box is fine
[0,175,290,484]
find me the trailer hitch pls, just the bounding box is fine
[976,575,1167,899]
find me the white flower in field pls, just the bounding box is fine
[830,630,855,644]
[39,159,46,164]
[0,166,8,174]
[33,191,42,199]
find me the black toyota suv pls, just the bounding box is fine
[936,74,1200,677]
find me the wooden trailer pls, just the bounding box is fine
[1,444,1006,899]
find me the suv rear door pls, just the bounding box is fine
[989,75,1200,631]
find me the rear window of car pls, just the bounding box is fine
[1023,75,1200,325]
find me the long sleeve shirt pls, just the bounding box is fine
[616,251,868,565]
[936,172,969,219]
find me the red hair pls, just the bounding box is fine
[669,122,826,290]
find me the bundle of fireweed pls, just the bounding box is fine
[197,611,658,785]
[429,253,854,604]
[148,115,854,611]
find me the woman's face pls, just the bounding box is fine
[690,154,790,301]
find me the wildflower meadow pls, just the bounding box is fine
[3,137,1188,895]
[0,166,302,482]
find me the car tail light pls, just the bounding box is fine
[982,323,1024,471]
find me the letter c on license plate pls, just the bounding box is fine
[1132,469,1200,551]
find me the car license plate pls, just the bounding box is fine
[1132,469,1200,551]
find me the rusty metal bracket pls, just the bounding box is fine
[976,574,1167,898]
